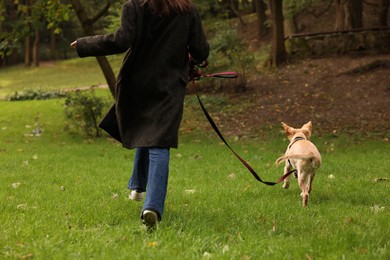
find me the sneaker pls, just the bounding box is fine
[143,210,158,230]
[129,190,144,202]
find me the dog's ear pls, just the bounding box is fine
[281,122,289,133]
[302,121,312,131]
[281,122,295,140]
[301,121,312,139]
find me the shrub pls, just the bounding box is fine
[7,89,67,101]
[64,90,110,137]
[207,21,255,92]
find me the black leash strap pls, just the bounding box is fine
[189,61,297,185]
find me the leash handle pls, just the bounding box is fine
[189,55,238,81]
[202,71,238,79]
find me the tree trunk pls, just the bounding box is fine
[350,0,363,29]
[229,0,246,25]
[231,0,239,11]
[50,29,57,60]
[254,0,268,37]
[24,35,31,67]
[335,0,363,30]
[1,0,19,66]
[380,0,389,27]
[284,16,298,35]
[284,3,298,35]
[96,57,117,96]
[24,0,31,67]
[242,0,250,9]
[33,28,40,67]
[70,0,116,98]
[269,0,287,67]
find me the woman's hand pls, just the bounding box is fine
[199,60,208,68]
[70,41,77,49]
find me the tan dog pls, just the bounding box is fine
[276,121,322,207]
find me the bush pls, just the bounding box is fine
[64,90,110,137]
[207,21,255,92]
[7,89,67,101]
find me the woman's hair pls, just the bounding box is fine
[142,0,192,16]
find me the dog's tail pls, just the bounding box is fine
[275,152,320,167]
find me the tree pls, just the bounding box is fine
[379,0,389,27]
[283,0,332,35]
[0,0,71,67]
[69,0,116,97]
[229,0,245,25]
[23,0,32,67]
[31,0,45,67]
[269,0,287,66]
[218,0,246,24]
[254,0,268,37]
[335,0,363,30]
[0,1,21,66]
[283,0,309,35]
[209,21,254,92]
[45,0,72,60]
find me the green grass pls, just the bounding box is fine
[0,55,124,97]
[0,97,389,259]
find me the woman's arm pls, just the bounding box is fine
[73,1,139,58]
[188,6,209,65]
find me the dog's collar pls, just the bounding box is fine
[288,136,306,149]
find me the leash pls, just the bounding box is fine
[190,64,297,186]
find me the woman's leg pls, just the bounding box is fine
[128,147,149,192]
[142,147,170,220]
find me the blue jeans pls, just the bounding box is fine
[128,147,170,220]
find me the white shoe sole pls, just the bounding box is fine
[143,210,158,230]
[129,190,144,202]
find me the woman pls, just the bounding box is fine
[70,0,209,230]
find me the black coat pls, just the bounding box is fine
[76,0,209,149]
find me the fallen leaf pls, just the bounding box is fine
[372,177,389,183]
[12,183,21,189]
[370,205,385,214]
[222,245,230,254]
[17,204,28,210]
[203,252,212,258]
[147,241,158,247]
[228,173,237,179]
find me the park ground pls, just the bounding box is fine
[0,12,389,260]
[203,10,390,139]
[212,53,390,139]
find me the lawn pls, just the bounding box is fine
[0,58,389,258]
[0,95,389,259]
[0,55,123,98]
